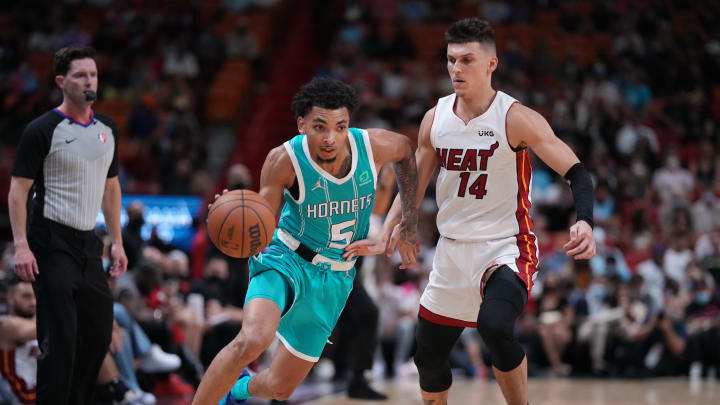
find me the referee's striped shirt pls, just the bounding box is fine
[12,109,119,231]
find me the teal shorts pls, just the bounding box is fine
[245,239,355,362]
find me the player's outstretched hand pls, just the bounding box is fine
[563,220,596,260]
[207,188,230,210]
[385,222,419,269]
[342,239,386,261]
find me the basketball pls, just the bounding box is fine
[206,190,276,258]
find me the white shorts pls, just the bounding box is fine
[419,235,537,326]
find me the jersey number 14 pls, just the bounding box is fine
[457,172,488,199]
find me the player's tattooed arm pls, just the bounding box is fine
[394,148,418,236]
[344,129,420,263]
[366,128,418,234]
[365,128,419,268]
[424,400,438,405]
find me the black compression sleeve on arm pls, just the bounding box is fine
[564,162,594,228]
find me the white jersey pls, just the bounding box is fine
[0,340,38,405]
[430,91,538,280]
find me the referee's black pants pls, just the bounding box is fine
[29,219,114,405]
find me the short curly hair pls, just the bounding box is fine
[53,46,97,77]
[291,77,359,118]
[445,18,495,51]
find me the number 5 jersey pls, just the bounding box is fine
[278,127,376,262]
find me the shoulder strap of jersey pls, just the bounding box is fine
[283,136,307,203]
[350,128,377,186]
[430,94,455,148]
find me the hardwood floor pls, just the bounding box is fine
[301,377,720,405]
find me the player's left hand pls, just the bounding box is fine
[109,243,128,277]
[208,188,230,210]
[563,220,595,260]
[394,221,419,269]
[342,239,386,260]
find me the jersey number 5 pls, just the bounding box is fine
[457,172,488,199]
[329,219,356,248]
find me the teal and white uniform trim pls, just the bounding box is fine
[246,127,377,361]
[279,127,377,262]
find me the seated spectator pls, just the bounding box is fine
[111,303,181,394]
[122,201,147,271]
[226,20,260,61]
[536,274,574,376]
[191,257,245,367]
[0,277,38,405]
[652,150,695,205]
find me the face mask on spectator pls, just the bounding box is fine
[695,291,710,305]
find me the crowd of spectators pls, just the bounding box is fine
[0,0,276,207]
[1,0,720,403]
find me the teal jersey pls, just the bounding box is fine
[277,127,377,262]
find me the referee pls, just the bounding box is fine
[7,46,128,405]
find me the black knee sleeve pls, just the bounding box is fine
[477,266,528,372]
[414,317,463,392]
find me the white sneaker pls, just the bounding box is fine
[139,344,181,373]
[138,390,157,405]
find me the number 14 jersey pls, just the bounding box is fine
[430,91,535,244]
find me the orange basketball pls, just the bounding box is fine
[206,190,276,258]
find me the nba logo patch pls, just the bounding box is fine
[97,132,108,144]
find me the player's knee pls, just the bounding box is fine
[413,347,440,371]
[413,344,453,392]
[231,329,273,360]
[477,301,525,372]
[476,304,514,349]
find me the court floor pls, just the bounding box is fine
[302,377,720,405]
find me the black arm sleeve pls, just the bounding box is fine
[564,162,594,228]
[11,119,52,180]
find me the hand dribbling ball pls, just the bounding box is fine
[206,190,275,258]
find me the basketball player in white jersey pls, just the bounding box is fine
[0,277,39,405]
[346,18,596,405]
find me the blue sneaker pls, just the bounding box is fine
[218,368,251,405]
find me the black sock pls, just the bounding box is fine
[97,378,129,402]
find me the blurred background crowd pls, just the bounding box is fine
[1,0,719,403]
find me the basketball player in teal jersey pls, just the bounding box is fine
[191,77,419,405]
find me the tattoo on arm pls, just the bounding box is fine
[394,149,418,232]
[423,400,437,405]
